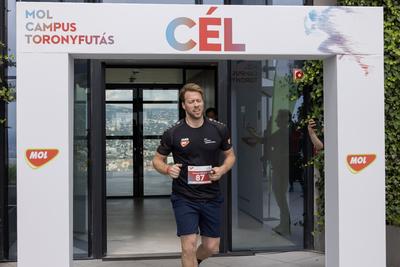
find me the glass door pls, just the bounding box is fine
[142,89,178,196]
[105,85,181,255]
[105,89,135,197]
[105,87,179,198]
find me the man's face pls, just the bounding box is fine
[182,91,204,120]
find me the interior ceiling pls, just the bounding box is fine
[102,58,219,66]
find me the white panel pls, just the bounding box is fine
[16,3,383,57]
[324,56,339,267]
[324,55,385,267]
[16,53,73,267]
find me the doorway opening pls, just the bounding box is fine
[104,66,217,255]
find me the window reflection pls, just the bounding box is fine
[203,0,224,4]
[106,140,134,196]
[105,68,183,84]
[143,139,173,195]
[143,104,179,136]
[106,104,133,136]
[73,59,90,257]
[102,0,195,3]
[232,60,304,250]
[106,90,133,101]
[143,90,178,101]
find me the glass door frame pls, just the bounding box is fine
[105,84,182,198]
[89,62,219,259]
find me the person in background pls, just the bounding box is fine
[307,118,324,151]
[205,107,218,120]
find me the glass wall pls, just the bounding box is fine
[5,0,17,261]
[102,0,195,3]
[73,60,90,257]
[231,60,304,250]
[6,80,17,261]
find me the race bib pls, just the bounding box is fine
[187,165,212,185]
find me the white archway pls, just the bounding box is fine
[16,3,385,267]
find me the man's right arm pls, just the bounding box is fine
[152,152,169,175]
[152,152,182,178]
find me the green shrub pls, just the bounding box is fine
[299,1,400,228]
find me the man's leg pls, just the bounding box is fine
[180,234,198,267]
[197,195,223,264]
[196,236,220,262]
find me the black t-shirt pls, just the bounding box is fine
[157,118,232,200]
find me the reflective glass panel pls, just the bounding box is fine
[106,140,134,197]
[21,0,86,1]
[106,68,183,84]
[143,103,179,136]
[203,0,224,3]
[106,90,133,101]
[7,94,16,260]
[143,89,178,101]
[231,60,304,250]
[102,0,195,3]
[143,139,174,195]
[73,59,90,257]
[106,104,133,136]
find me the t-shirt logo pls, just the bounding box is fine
[204,138,216,144]
[180,138,190,147]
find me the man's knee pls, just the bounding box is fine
[202,240,220,255]
[181,235,197,256]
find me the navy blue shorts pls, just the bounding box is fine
[170,193,224,237]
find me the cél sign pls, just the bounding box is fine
[346,154,376,174]
[25,149,59,169]
[166,6,246,52]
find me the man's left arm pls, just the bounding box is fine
[209,148,236,181]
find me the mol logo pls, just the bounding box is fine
[166,6,246,52]
[25,149,59,169]
[346,154,376,174]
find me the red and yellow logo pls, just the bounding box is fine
[180,138,190,148]
[25,148,59,169]
[346,154,376,174]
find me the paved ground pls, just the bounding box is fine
[0,251,325,267]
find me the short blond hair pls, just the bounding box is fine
[179,83,204,102]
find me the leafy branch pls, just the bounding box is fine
[0,42,16,123]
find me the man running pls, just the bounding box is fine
[152,83,235,267]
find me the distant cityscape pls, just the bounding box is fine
[105,105,178,172]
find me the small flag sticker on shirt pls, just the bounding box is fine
[26,149,59,169]
[346,154,376,174]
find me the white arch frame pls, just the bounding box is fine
[16,3,385,267]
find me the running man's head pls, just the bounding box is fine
[180,83,205,120]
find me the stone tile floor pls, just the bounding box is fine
[0,251,325,267]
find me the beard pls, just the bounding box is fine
[186,108,203,120]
